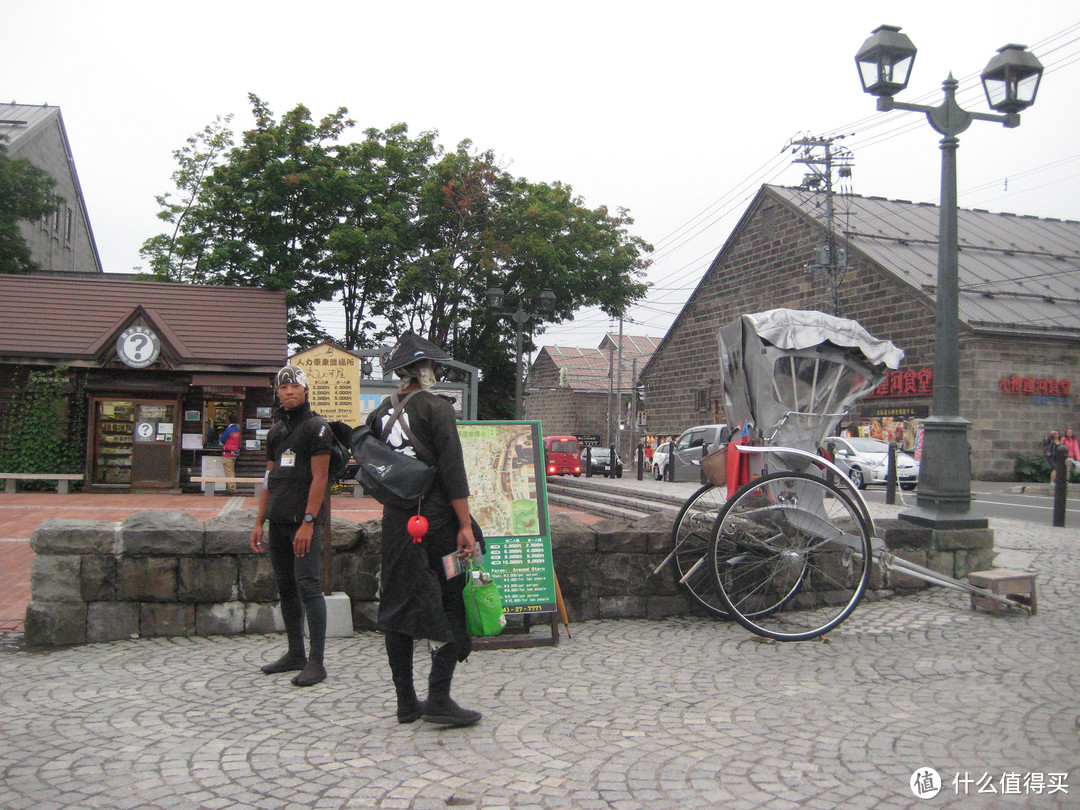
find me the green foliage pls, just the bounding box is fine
[1014,453,1051,482]
[141,98,652,412]
[0,137,64,274]
[0,367,86,490]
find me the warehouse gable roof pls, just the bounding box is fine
[534,335,660,392]
[770,185,1080,338]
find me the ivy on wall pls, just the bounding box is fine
[0,366,87,489]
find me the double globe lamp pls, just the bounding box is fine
[855,25,1043,527]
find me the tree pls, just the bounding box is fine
[392,141,651,417]
[142,95,352,346]
[0,138,63,274]
[141,101,652,406]
[325,124,440,349]
[139,115,234,280]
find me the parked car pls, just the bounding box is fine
[651,441,671,480]
[822,436,919,490]
[668,424,731,482]
[586,446,623,478]
[543,435,582,476]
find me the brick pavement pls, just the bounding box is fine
[0,493,1077,808]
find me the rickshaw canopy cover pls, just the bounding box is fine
[718,309,904,451]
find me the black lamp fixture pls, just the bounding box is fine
[981,44,1043,114]
[855,24,917,98]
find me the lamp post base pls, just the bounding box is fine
[899,415,988,530]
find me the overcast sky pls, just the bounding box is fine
[6,1,1079,351]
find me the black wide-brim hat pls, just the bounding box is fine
[383,331,453,374]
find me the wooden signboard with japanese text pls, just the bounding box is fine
[290,342,363,426]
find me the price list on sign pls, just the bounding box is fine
[485,536,556,613]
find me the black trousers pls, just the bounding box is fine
[267,521,326,660]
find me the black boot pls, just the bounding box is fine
[291,653,326,687]
[386,632,424,723]
[260,649,306,674]
[423,643,481,727]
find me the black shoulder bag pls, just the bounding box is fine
[349,390,437,510]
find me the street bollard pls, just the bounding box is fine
[636,443,644,481]
[1053,444,1068,527]
[584,446,592,478]
[885,443,897,505]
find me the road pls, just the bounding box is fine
[857,483,1080,524]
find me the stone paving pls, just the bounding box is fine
[1,499,1078,808]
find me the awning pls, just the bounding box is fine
[191,373,272,388]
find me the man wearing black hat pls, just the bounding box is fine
[250,364,334,687]
[368,332,482,727]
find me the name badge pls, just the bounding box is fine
[280,450,296,468]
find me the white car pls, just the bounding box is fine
[822,436,919,490]
[651,441,671,480]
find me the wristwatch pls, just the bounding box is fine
[303,513,315,523]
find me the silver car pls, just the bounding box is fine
[822,436,919,490]
[651,441,671,480]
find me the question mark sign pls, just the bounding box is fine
[129,334,148,360]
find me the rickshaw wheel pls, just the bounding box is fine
[670,484,732,617]
[710,471,872,641]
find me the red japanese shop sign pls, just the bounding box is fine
[998,376,1071,396]
[865,368,934,399]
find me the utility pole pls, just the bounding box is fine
[789,134,853,316]
[605,341,615,447]
[614,317,624,458]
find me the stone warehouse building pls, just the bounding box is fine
[526,335,659,446]
[640,184,1080,480]
[1,103,103,274]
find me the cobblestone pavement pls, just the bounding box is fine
[1,504,1077,808]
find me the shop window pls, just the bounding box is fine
[94,400,133,485]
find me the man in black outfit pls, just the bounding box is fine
[368,332,481,727]
[250,365,334,687]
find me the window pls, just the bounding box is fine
[695,389,708,412]
[64,207,73,243]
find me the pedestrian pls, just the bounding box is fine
[249,365,334,687]
[219,413,241,494]
[1063,428,1080,480]
[368,331,482,728]
[1043,429,1063,483]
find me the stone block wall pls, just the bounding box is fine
[25,507,993,646]
[25,509,378,647]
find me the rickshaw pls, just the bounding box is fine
[655,309,1020,641]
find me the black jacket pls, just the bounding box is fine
[265,401,334,524]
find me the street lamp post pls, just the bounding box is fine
[856,25,1043,528]
[486,287,556,419]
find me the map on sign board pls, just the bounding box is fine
[457,421,555,614]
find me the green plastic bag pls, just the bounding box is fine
[463,557,506,637]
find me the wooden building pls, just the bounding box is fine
[0,274,287,491]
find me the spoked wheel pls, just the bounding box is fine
[710,471,872,641]
[670,484,731,617]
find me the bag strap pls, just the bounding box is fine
[385,390,435,464]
